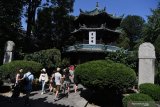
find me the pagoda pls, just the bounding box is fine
[63,3,123,64]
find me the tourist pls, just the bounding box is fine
[53,67,62,101]
[49,70,56,93]
[20,67,34,106]
[74,75,80,93]
[14,68,23,86]
[39,68,48,95]
[69,65,75,83]
[62,68,71,97]
[10,68,23,101]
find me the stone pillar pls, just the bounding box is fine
[3,41,15,64]
[138,42,156,86]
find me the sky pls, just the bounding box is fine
[22,0,159,30]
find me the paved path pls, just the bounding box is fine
[0,84,88,107]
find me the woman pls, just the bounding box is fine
[39,68,48,95]
[10,68,23,101]
[62,68,71,97]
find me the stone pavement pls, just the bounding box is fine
[0,84,88,107]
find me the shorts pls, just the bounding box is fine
[64,81,70,86]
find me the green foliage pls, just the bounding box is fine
[105,50,138,71]
[75,60,136,91]
[122,93,155,107]
[139,83,160,101]
[0,0,24,59]
[142,5,160,58]
[24,48,61,67]
[0,60,43,79]
[155,69,160,85]
[0,79,3,87]
[61,58,70,67]
[121,15,145,41]
[116,30,130,49]
[22,0,42,52]
[120,15,145,49]
[34,0,75,50]
[154,35,160,57]
[143,8,160,43]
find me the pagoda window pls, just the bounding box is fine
[83,39,88,44]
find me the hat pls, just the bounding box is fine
[41,68,46,72]
[19,68,23,73]
[57,67,61,72]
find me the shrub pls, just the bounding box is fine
[0,60,43,80]
[24,48,61,67]
[0,79,3,87]
[61,58,70,67]
[75,60,136,91]
[122,93,155,107]
[105,50,138,72]
[155,63,160,85]
[139,83,160,101]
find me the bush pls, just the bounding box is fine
[122,93,155,107]
[139,83,160,101]
[0,79,3,87]
[105,50,138,72]
[24,48,61,67]
[61,58,70,67]
[0,60,43,80]
[155,63,160,85]
[75,60,136,91]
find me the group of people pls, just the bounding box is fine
[38,65,79,101]
[11,65,79,105]
[11,67,34,106]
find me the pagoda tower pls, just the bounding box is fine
[63,3,123,64]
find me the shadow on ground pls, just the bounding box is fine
[0,94,72,107]
[80,89,123,107]
[0,86,11,93]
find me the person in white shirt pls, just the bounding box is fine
[53,67,62,100]
[39,68,48,95]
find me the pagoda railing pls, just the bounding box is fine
[64,44,122,52]
[83,40,101,44]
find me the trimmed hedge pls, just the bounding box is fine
[139,83,160,101]
[0,79,3,86]
[122,93,155,107]
[24,48,61,67]
[0,60,43,79]
[75,60,136,91]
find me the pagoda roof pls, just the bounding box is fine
[74,4,123,29]
[71,27,121,34]
[75,7,123,21]
[79,7,106,16]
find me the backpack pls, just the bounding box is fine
[23,74,31,85]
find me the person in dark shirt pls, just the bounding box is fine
[62,68,71,97]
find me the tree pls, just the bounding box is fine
[33,0,75,50]
[0,0,24,63]
[34,7,55,50]
[120,15,145,50]
[116,30,130,49]
[23,0,41,52]
[143,3,160,59]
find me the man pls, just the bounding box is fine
[21,67,34,105]
[53,67,62,101]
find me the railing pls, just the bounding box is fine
[83,40,101,44]
[64,44,122,52]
